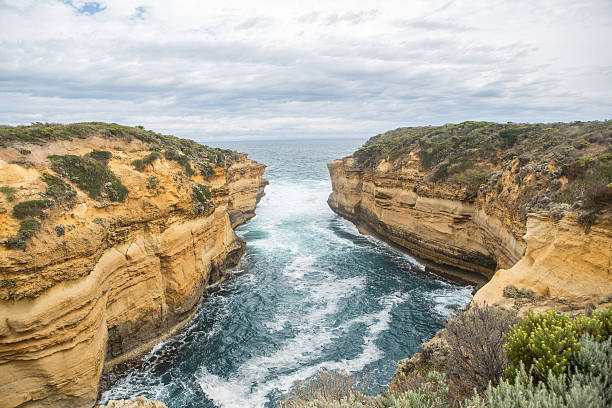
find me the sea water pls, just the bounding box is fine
[100,139,472,408]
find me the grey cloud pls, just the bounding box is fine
[0,2,610,141]
[297,11,319,24]
[235,16,273,30]
[326,10,377,25]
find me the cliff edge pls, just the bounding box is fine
[0,123,267,408]
[328,121,611,306]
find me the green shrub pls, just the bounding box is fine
[430,163,450,182]
[504,310,579,382]
[131,152,161,171]
[49,154,128,201]
[577,211,598,232]
[372,370,449,408]
[192,183,212,204]
[574,308,612,342]
[146,175,159,190]
[42,172,76,203]
[164,149,195,176]
[12,199,48,218]
[452,169,490,195]
[19,148,30,155]
[0,185,16,201]
[466,336,611,408]
[18,219,40,239]
[5,219,41,250]
[504,308,612,382]
[503,285,536,299]
[85,149,112,164]
[199,162,215,177]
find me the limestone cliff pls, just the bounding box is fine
[0,123,267,408]
[328,121,612,304]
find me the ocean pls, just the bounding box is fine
[100,138,472,407]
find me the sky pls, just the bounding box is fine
[0,0,611,141]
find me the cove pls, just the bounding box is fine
[99,139,473,408]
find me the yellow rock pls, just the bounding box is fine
[0,136,267,408]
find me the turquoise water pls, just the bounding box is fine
[100,139,472,408]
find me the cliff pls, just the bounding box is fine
[328,121,612,305]
[0,123,267,408]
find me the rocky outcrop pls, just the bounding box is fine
[473,211,612,308]
[99,397,167,408]
[328,151,611,303]
[0,126,267,408]
[328,157,522,284]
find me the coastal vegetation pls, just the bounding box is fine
[281,306,612,408]
[0,121,237,170]
[350,121,612,224]
[49,153,129,202]
[1,122,242,251]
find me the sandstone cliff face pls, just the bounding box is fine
[0,126,267,408]
[328,157,522,283]
[328,156,611,304]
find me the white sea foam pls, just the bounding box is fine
[429,285,473,316]
[197,290,405,407]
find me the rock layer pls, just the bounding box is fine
[327,157,611,302]
[327,157,522,283]
[0,134,267,408]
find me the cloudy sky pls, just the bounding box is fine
[1,0,611,141]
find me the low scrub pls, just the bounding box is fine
[502,285,535,299]
[12,199,48,219]
[444,304,517,399]
[0,185,16,201]
[85,149,112,164]
[131,152,161,171]
[5,219,41,250]
[466,336,611,408]
[504,308,611,382]
[49,153,128,201]
[280,369,372,408]
[42,172,76,203]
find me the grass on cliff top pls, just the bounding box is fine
[0,122,239,170]
[351,120,612,216]
[354,120,611,171]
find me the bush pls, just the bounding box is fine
[85,149,112,164]
[444,304,517,398]
[372,370,449,408]
[42,172,76,203]
[199,162,215,177]
[503,285,535,299]
[49,154,128,201]
[466,336,611,408]
[164,149,195,176]
[12,199,48,218]
[574,308,612,342]
[280,369,372,408]
[5,219,41,249]
[131,152,161,171]
[192,183,212,203]
[504,308,611,382]
[504,310,579,382]
[0,185,16,201]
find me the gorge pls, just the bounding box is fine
[1,121,611,408]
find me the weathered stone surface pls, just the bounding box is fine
[0,136,267,408]
[327,158,522,282]
[99,396,167,408]
[327,156,612,305]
